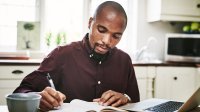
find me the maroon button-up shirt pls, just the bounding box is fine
[14,34,140,103]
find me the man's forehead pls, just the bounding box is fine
[96,9,124,21]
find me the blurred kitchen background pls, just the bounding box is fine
[1,0,195,61]
[0,0,200,105]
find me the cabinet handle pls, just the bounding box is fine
[173,76,178,80]
[197,4,200,8]
[12,70,24,75]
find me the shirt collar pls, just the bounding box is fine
[82,33,93,55]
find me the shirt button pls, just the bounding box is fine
[98,81,101,84]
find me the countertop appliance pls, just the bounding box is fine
[165,33,200,63]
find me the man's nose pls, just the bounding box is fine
[102,35,111,45]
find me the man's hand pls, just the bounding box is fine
[93,90,129,107]
[39,87,66,111]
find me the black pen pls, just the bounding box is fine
[46,73,56,89]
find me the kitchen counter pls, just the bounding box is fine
[133,62,200,67]
[0,59,42,65]
[0,59,200,67]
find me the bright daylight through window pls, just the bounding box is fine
[0,0,39,50]
[0,0,137,59]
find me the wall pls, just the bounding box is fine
[136,0,179,61]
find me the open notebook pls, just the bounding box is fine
[145,87,200,112]
[49,99,128,112]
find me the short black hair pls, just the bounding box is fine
[93,1,127,26]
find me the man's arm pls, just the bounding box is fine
[14,47,66,111]
[13,71,66,111]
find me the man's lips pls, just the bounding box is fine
[96,44,109,53]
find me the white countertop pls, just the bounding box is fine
[0,59,42,64]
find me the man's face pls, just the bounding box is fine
[88,10,126,54]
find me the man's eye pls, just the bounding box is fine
[98,27,107,33]
[113,34,122,39]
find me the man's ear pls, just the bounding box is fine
[88,17,93,29]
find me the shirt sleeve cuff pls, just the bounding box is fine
[124,94,131,102]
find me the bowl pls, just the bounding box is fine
[5,93,41,112]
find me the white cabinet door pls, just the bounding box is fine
[147,0,200,22]
[155,67,196,102]
[162,0,200,16]
[0,80,22,105]
[196,67,200,88]
[134,66,148,101]
[134,66,156,101]
[0,65,38,105]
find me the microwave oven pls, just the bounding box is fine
[165,33,200,63]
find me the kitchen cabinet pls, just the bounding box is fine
[134,66,156,101]
[134,66,148,101]
[0,65,39,105]
[196,67,200,89]
[154,67,197,102]
[147,0,200,22]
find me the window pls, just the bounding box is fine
[0,0,39,50]
[40,0,84,51]
[41,0,138,56]
[0,0,138,59]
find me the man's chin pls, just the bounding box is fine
[95,50,107,55]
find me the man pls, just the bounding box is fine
[14,1,140,111]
